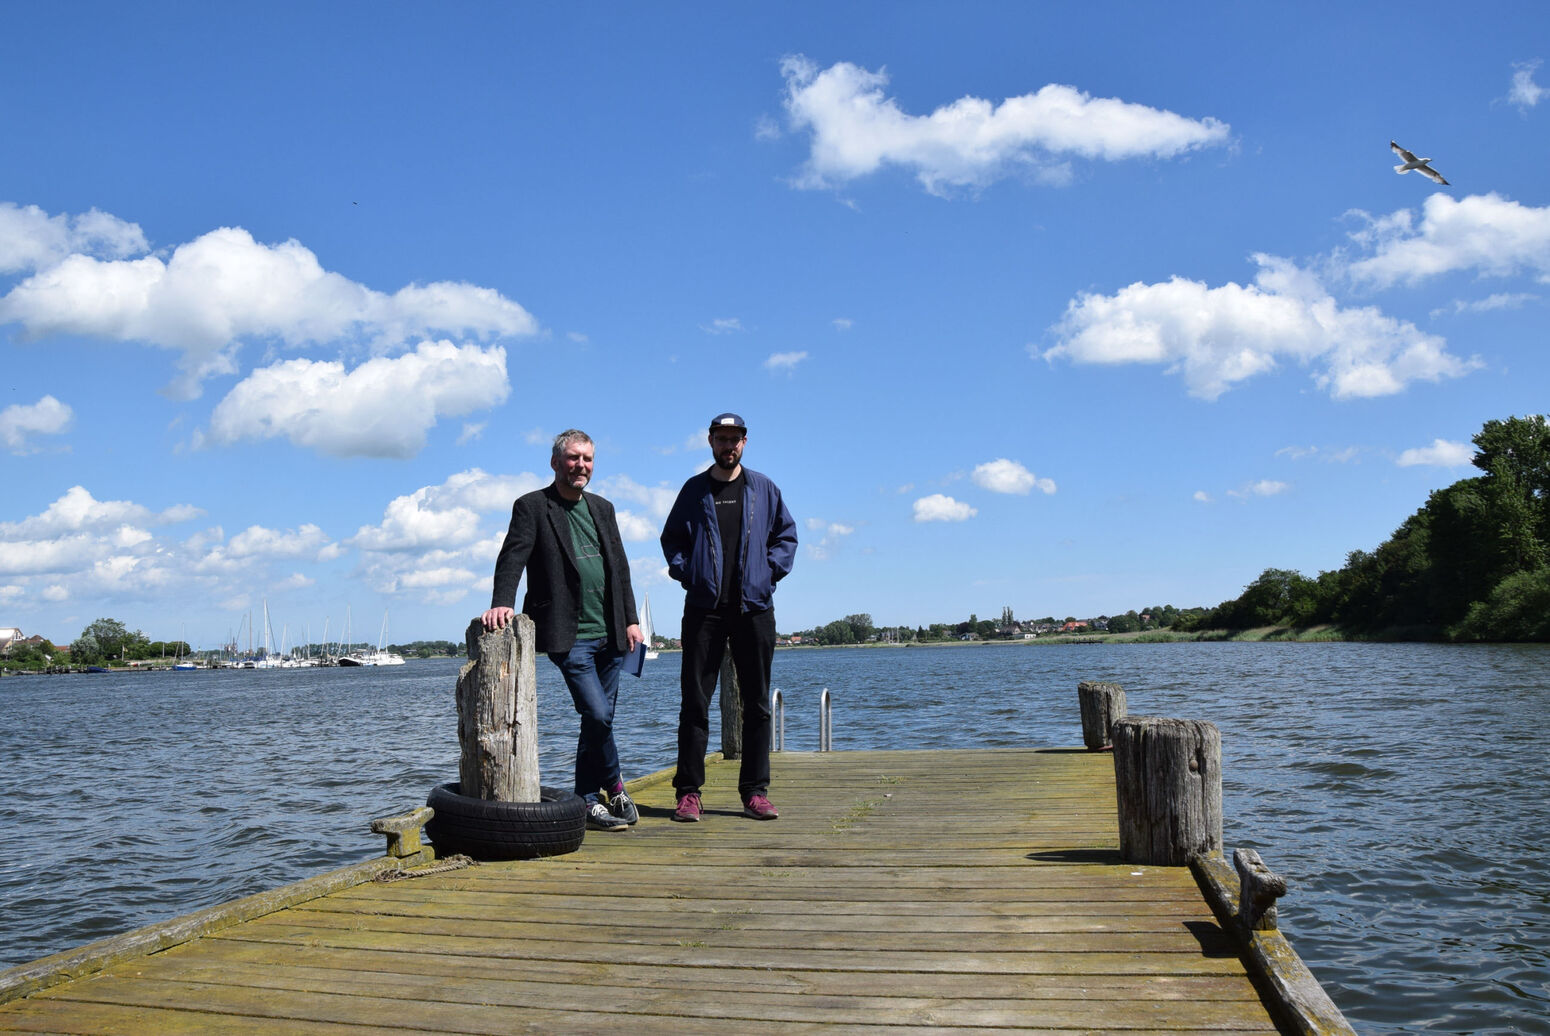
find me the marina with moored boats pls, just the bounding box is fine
[1,603,406,674]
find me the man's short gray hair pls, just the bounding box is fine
[551,429,594,463]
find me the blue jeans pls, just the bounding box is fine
[547,638,624,805]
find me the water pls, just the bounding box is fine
[2,642,1547,1034]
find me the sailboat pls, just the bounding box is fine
[337,605,365,666]
[339,609,405,666]
[641,593,659,660]
[371,610,406,666]
[253,600,285,668]
[173,623,198,670]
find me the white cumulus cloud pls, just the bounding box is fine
[0,485,200,539]
[348,468,546,568]
[1,394,73,452]
[433,467,548,515]
[780,55,1230,195]
[0,212,537,398]
[1346,193,1550,288]
[204,340,510,458]
[972,458,1055,495]
[0,486,216,605]
[349,492,482,553]
[913,494,977,522]
[226,523,335,559]
[398,566,479,589]
[1397,438,1475,467]
[1044,254,1477,400]
[0,534,101,577]
[0,202,147,275]
[614,512,658,542]
[358,545,483,605]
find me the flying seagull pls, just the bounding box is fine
[1390,141,1450,185]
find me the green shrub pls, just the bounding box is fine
[1449,566,1550,641]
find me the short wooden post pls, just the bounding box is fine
[1112,717,1222,865]
[1233,848,1288,932]
[1077,680,1126,750]
[719,650,743,759]
[456,618,539,802]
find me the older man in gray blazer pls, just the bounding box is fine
[482,429,643,831]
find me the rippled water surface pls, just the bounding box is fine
[3,642,1547,1034]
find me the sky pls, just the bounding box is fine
[3,3,1548,649]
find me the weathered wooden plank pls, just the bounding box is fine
[314,891,1211,931]
[218,921,1253,976]
[151,939,1272,1002]
[261,904,1237,956]
[385,873,1207,900]
[409,863,1195,893]
[46,963,1278,1030]
[336,880,1196,899]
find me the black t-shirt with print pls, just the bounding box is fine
[713,473,744,611]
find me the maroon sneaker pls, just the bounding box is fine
[742,794,779,820]
[673,792,703,822]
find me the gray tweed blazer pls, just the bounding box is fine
[489,483,639,654]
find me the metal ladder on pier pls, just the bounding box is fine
[770,687,832,752]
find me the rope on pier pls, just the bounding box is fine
[372,854,478,882]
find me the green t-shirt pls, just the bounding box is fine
[563,497,609,640]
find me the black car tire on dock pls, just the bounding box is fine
[424,782,587,860]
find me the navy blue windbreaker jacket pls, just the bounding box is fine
[659,466,797,612]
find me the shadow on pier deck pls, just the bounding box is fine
[1,748,1291,1033]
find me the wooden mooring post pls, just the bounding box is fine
[1112,716,1222,865]
[1077,680,1126,750]
[456,617,539,802]
[719,650,743,759]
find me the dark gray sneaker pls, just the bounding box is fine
[609,788,639,825]
[586,801,629,831]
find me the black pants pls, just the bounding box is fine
[674,605,776,800]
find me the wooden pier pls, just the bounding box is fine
[0,747,1335,1033]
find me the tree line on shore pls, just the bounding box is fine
[792,416,1549,645]
[789,604,1199,646]
[1178,415,1550,641]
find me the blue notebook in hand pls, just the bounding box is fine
[624,640,646,678]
